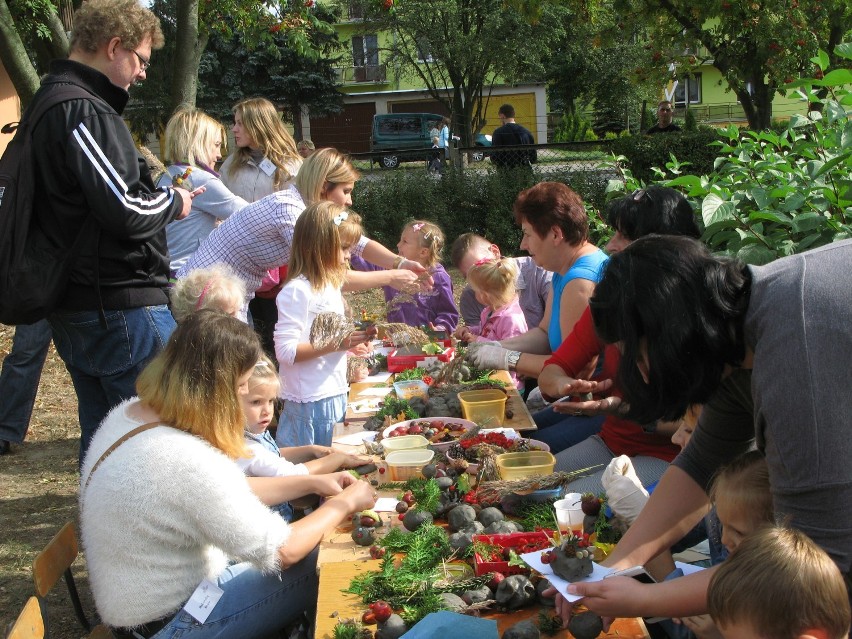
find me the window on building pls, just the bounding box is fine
[352,35,378,68]
[674,74,702,105]
[348,2,363,20]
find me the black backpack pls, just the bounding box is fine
[0,85,93,325]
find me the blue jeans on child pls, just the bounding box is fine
[150,548,319,639]
[275,393,346,448]
[48,306,175,464]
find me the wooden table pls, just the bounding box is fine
[315,371,648,638]
[314,559,650,639]
[342,370,537,434]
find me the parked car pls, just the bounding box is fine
[370,113,491,169]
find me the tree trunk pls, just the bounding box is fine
[170,0,207,114]
[0,0,41,109]
[57,0,75,32]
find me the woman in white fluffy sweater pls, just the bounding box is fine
[80,310,376,638]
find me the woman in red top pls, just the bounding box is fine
[536,186,700,493]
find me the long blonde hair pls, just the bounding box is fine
[295,148,360,206]
[224,97,301,190]
[136,310,261,459]
[162,108,226,168]
[287,202,363,291]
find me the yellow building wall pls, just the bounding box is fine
[0,61,22,156]
[480,93,538,143]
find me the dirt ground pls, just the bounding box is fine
[0,280,465,637]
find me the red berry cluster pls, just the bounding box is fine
[459,432,513,450]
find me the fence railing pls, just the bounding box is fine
[345,139,619,176]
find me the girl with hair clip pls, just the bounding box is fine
[454,257,527,387]
[273,202,373,448]
[80,310,376,636]
[156,109,247,276]
[352,219,459,333]
[238,355,371,521]
[178,148,427,319]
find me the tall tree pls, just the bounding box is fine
[614,0,852,129]
[351,0,568,146]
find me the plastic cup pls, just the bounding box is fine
[554,493,585,534]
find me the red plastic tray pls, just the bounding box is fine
[473,531,553,576]
[387,345,454,373]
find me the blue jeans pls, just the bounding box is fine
[151,549,319,639]
[0,320,53,443]
[275,393,346,448]
[532,406,605,454]
[48,306,175,464]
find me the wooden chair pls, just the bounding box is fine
[7,597,44,639]
[32,521,111,638]
[7,595,113,639]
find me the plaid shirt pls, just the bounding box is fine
[178,185,368,300]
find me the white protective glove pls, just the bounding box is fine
[601,455,649,525]
[466,343,512,370]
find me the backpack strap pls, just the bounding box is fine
[20,85,93,132]
[82,421,163,491]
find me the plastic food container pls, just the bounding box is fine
[386,345,454,373]
[392,379,430,401]
[458,389,507,426]
[384,449,435,481]
[380,434,430,454]
[382,417,477,453]
[495,451,556,480]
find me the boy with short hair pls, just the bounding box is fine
[708,526,850,639]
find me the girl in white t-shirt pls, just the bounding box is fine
[274,203,371,447]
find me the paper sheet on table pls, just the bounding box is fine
[373,497,399,512]
[333,430,377,446]
[347,398,383,413]
[357,386,394,398]
[675,561,706,576]
[520,552,614,602]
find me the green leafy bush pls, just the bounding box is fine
[553,112,595,143]
[353,164,612,257]
[608,41,852,264]
[609,128,720,183]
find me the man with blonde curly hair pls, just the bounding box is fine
[26,0,193,465]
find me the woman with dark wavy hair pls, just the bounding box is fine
[551,235,852,625]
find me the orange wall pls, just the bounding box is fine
[0,61,22,156]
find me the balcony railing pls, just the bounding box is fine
[335,64,387,84]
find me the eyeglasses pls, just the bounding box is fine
[128,48,151,71]
[632,188,656,205]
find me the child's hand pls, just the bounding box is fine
[348,342,373,357]
[453,325,471,341]
[339,330,370,351]
[334,452,372,469]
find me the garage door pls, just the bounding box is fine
[309,102,376,153]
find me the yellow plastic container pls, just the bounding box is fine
[458,389,507,426]
[385,449,435,481]
[381,434,430,453]
[496,451,556,480]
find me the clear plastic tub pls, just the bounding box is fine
[380,434,430,453]
[384,449,435,481]
[458,389,507,426]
